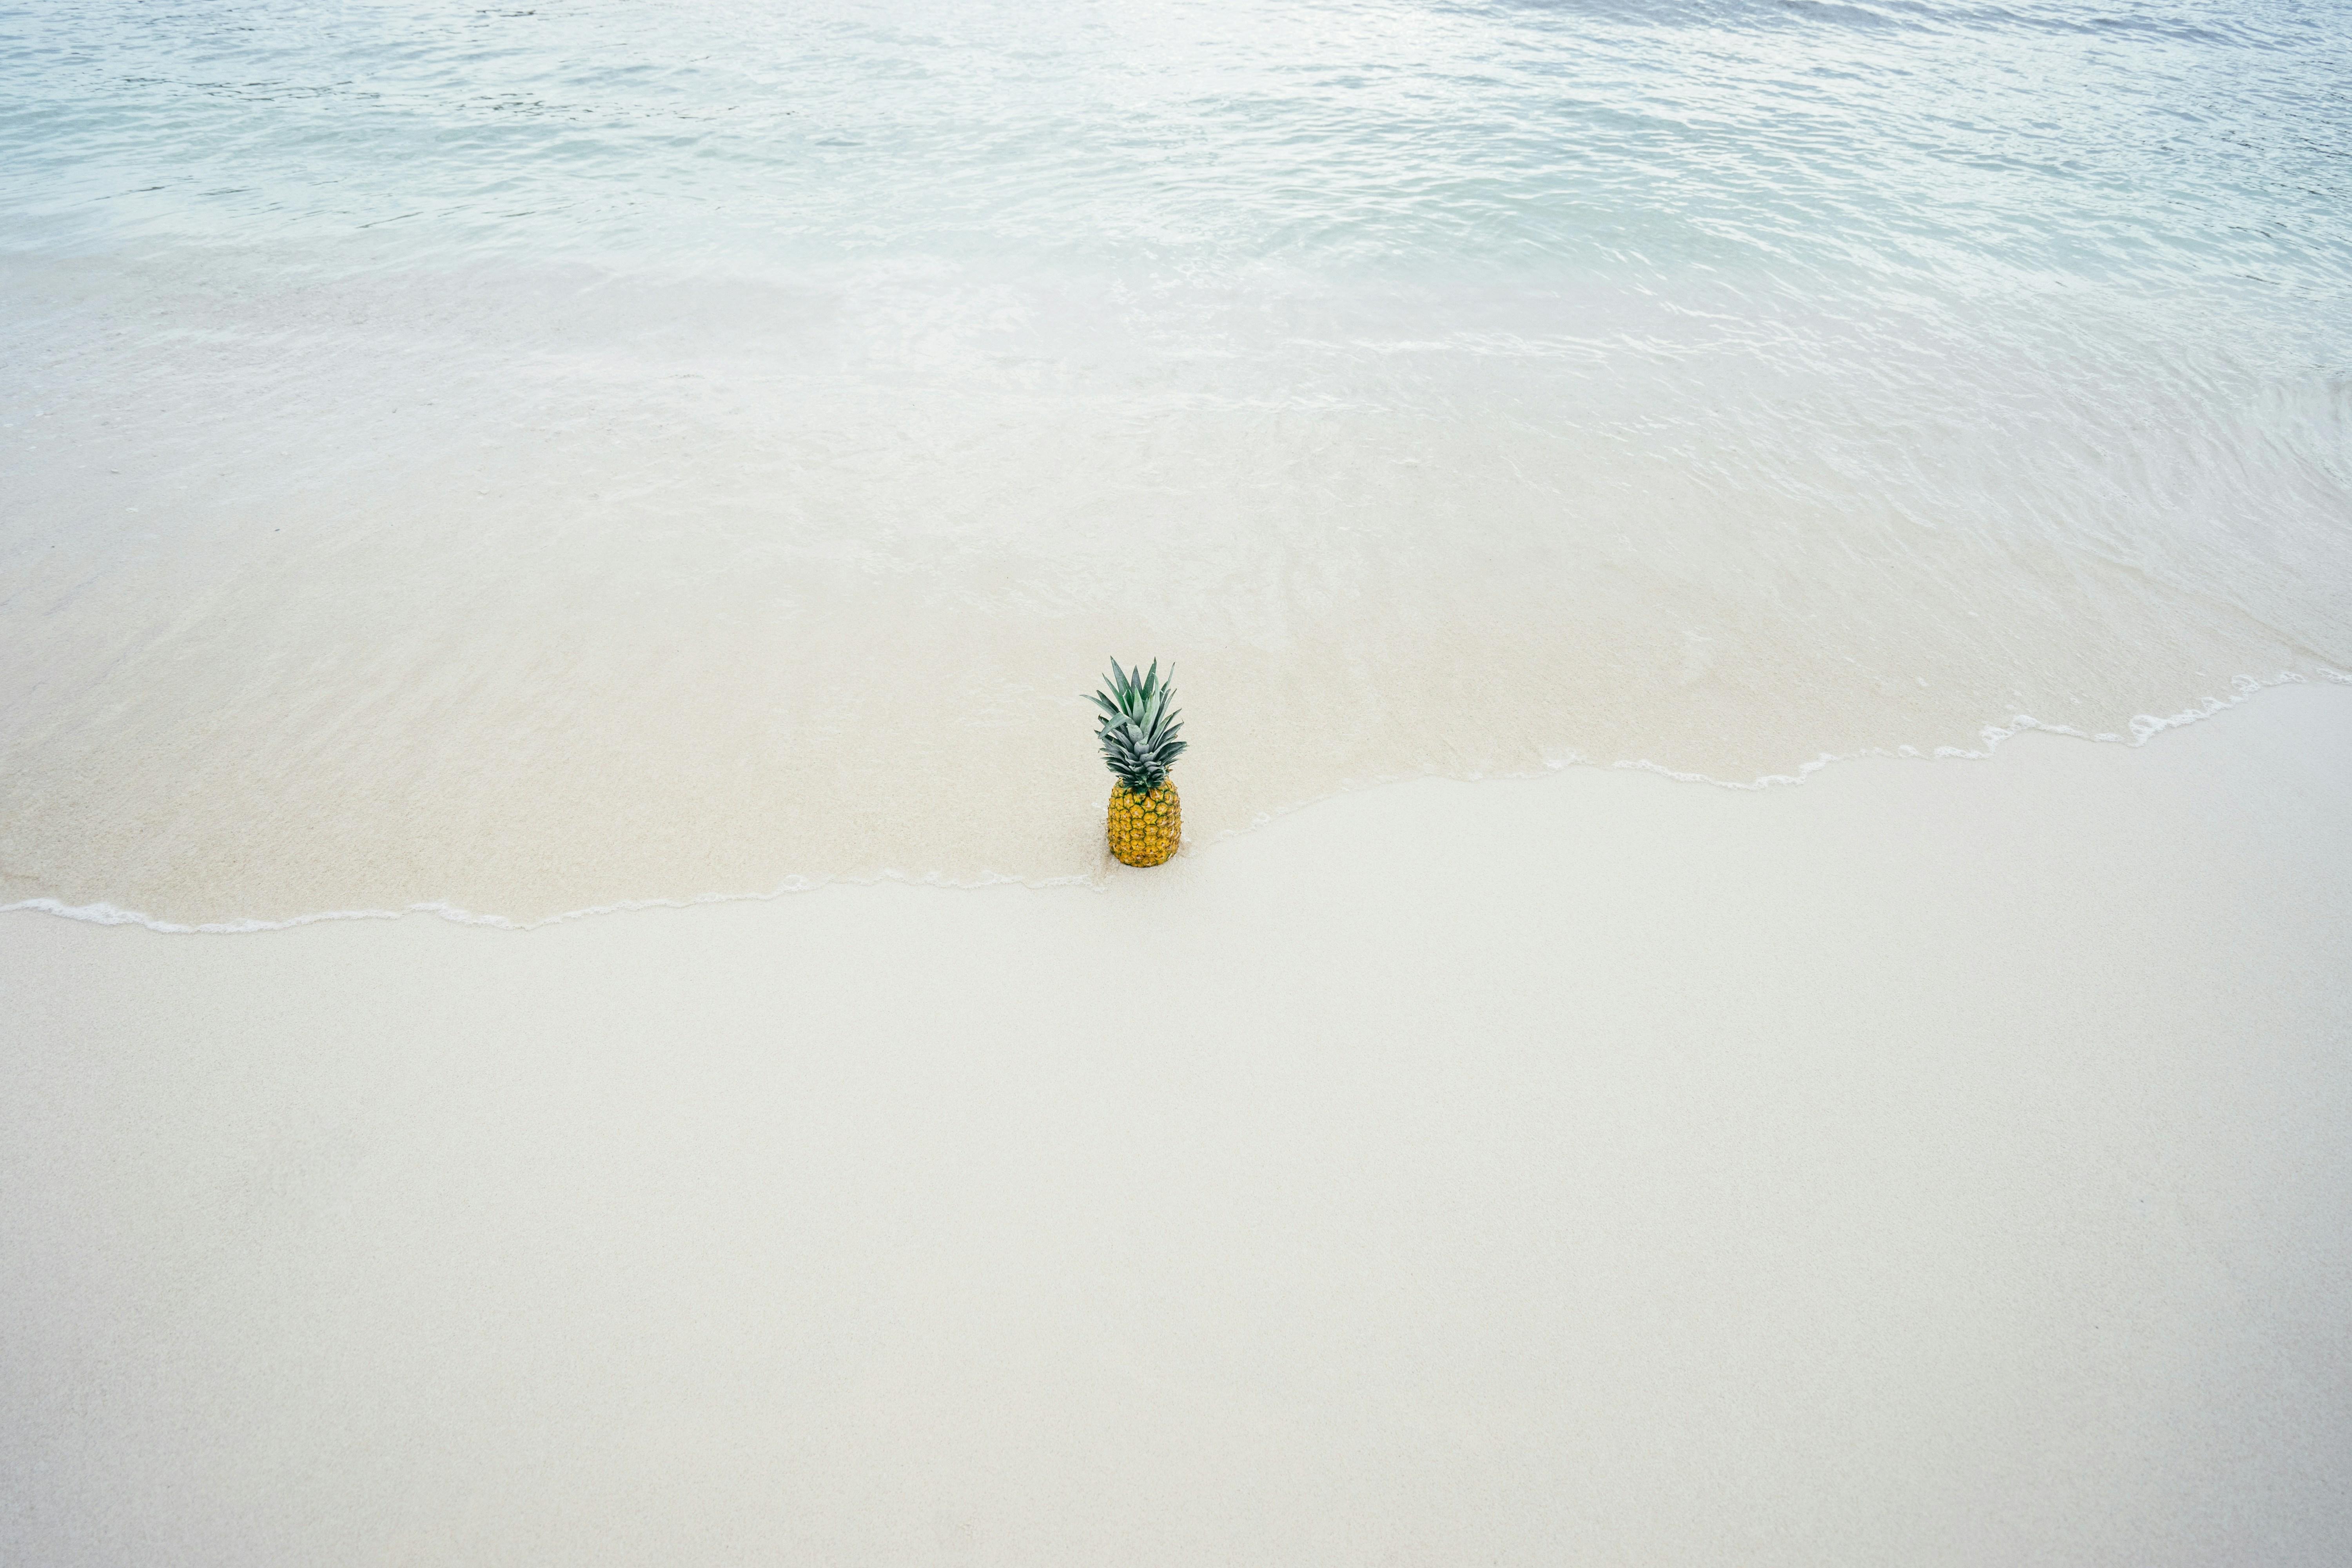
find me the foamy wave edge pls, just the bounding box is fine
[0,864,1110,936]
[9,668,2343,935]
[1202,668,2349,844]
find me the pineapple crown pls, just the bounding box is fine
[1089,657,1188,793]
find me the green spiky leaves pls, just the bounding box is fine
[1089,657,1189,793]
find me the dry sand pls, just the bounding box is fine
[5,682,2350,1565]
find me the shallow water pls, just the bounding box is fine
[4,0,2348,925]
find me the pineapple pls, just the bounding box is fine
[1090,658,1188,867]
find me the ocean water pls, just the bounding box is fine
[2,0,2348,926]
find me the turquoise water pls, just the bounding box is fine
[9,0,2350,293]
[3,0,2349,923]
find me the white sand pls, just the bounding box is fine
[5,683,2350,1565]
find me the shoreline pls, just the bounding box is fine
[5,679,2350,1563]
[7,670,2345,935]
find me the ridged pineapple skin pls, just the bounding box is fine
[1107,780,1180,867]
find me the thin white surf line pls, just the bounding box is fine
[6,668,2344,935]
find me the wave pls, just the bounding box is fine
[9,671,2337,936]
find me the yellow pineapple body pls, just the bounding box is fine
[1107,780,1181,867]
